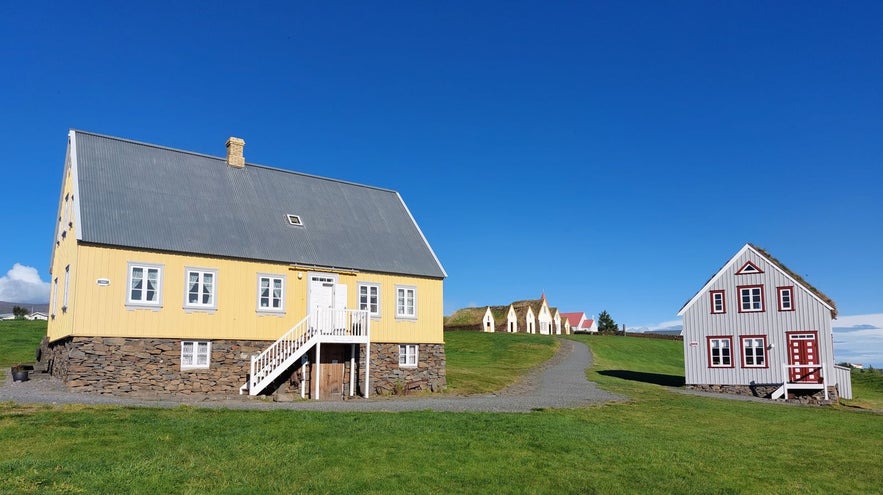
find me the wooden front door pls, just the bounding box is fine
[787,332,821,383]
[313,345,346,400]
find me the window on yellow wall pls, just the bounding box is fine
[127,263,163,308]
[257,274,285,313]
[358,283,381,317]
[62,265,70,312]
[395,286,416,319]
[185,268,217,310]
[51,277,58,317]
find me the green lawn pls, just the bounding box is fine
[1,329,882,494]
[0,320,46,375]
[844,367,883,410]
[444,331,558,394]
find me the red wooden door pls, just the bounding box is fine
[788,333,820,383]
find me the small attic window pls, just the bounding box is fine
[286,214,303,227]
[736,261,763,275]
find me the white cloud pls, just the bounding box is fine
[646,319,684,332]
[833,313,883,331]
[628,319,683,333]
[0,264,50,304]
[834,313,883,368]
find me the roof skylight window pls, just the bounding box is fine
[286,214,303,227]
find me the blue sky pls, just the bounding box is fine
[1,2,881,364]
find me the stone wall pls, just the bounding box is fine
[44,336,266,396]
[362,343,446,396]
[42,337,447,398]
[686,383,840,404]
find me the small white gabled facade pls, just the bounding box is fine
[537,299,553,335]
[525,307,536,334]
[506,305,518,333]
[678,244,849,399]
[482,307,495,333]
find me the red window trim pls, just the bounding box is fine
[740,335,769,369]
[735,260,764,275]
[737,285,765,313]
[710,290,726,314]
[706,336,734,369]
[777,286,795,312]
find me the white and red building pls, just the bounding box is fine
[678,243,852,401]
[561,312,597,333]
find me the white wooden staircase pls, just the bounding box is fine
[771,363,828,400]
[240,309,370,396]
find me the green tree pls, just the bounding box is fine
[597,310,617,334]
[12,306,29,319]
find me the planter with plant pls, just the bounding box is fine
[10,364,32,382]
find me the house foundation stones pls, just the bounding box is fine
[362,343,446,396]
[42,337,446,398]
[686,383,840,404]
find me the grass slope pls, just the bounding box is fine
[844,367,883,410]
[0,320,46,373]
[444,331,558,394]
[1,332,882,493]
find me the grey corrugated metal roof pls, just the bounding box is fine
[72,130,446,278]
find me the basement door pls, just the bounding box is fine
[312,345,346,400]
[787,332,821,383]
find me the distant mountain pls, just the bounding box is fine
[0,301,49,314]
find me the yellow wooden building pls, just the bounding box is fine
[44,130,447,399]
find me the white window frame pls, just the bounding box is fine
[62,265,71,312]
[256,274,285,314]
[738,286,764,313]
[710,290,725,314]
[395,285,417,319]
[398,344,418,368]
[741,336,767,368]
[358,283,381,317]
[184,268,218,311]
[181,341,211,369]
[126,263,163,308]
[777,286,794,312]
[51,277,59,317]
[708,337,733,368]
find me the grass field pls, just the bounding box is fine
[844,366,883,410]
[444,331,558,394]
[1,326,882,493]
[0,320,45,376]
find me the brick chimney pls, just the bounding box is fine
[226,137,245,168]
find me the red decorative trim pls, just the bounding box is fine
[735,260,764,275]
[737,285,765,313]
[740,335,769,369]
[706,336,734,368]
[777,286,795,312]
[710,290,726,314]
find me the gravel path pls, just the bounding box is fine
[0,339,623,412]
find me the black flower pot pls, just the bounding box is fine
[12,370,29,382]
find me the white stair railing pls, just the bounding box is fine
[779,363,828,401]
[244,309,369,396]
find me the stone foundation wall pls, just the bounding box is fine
[44,337,267,396]
[42,337,447,398]
[687,383,840,404]
[687,383,780,398]
[362,343,446,396]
